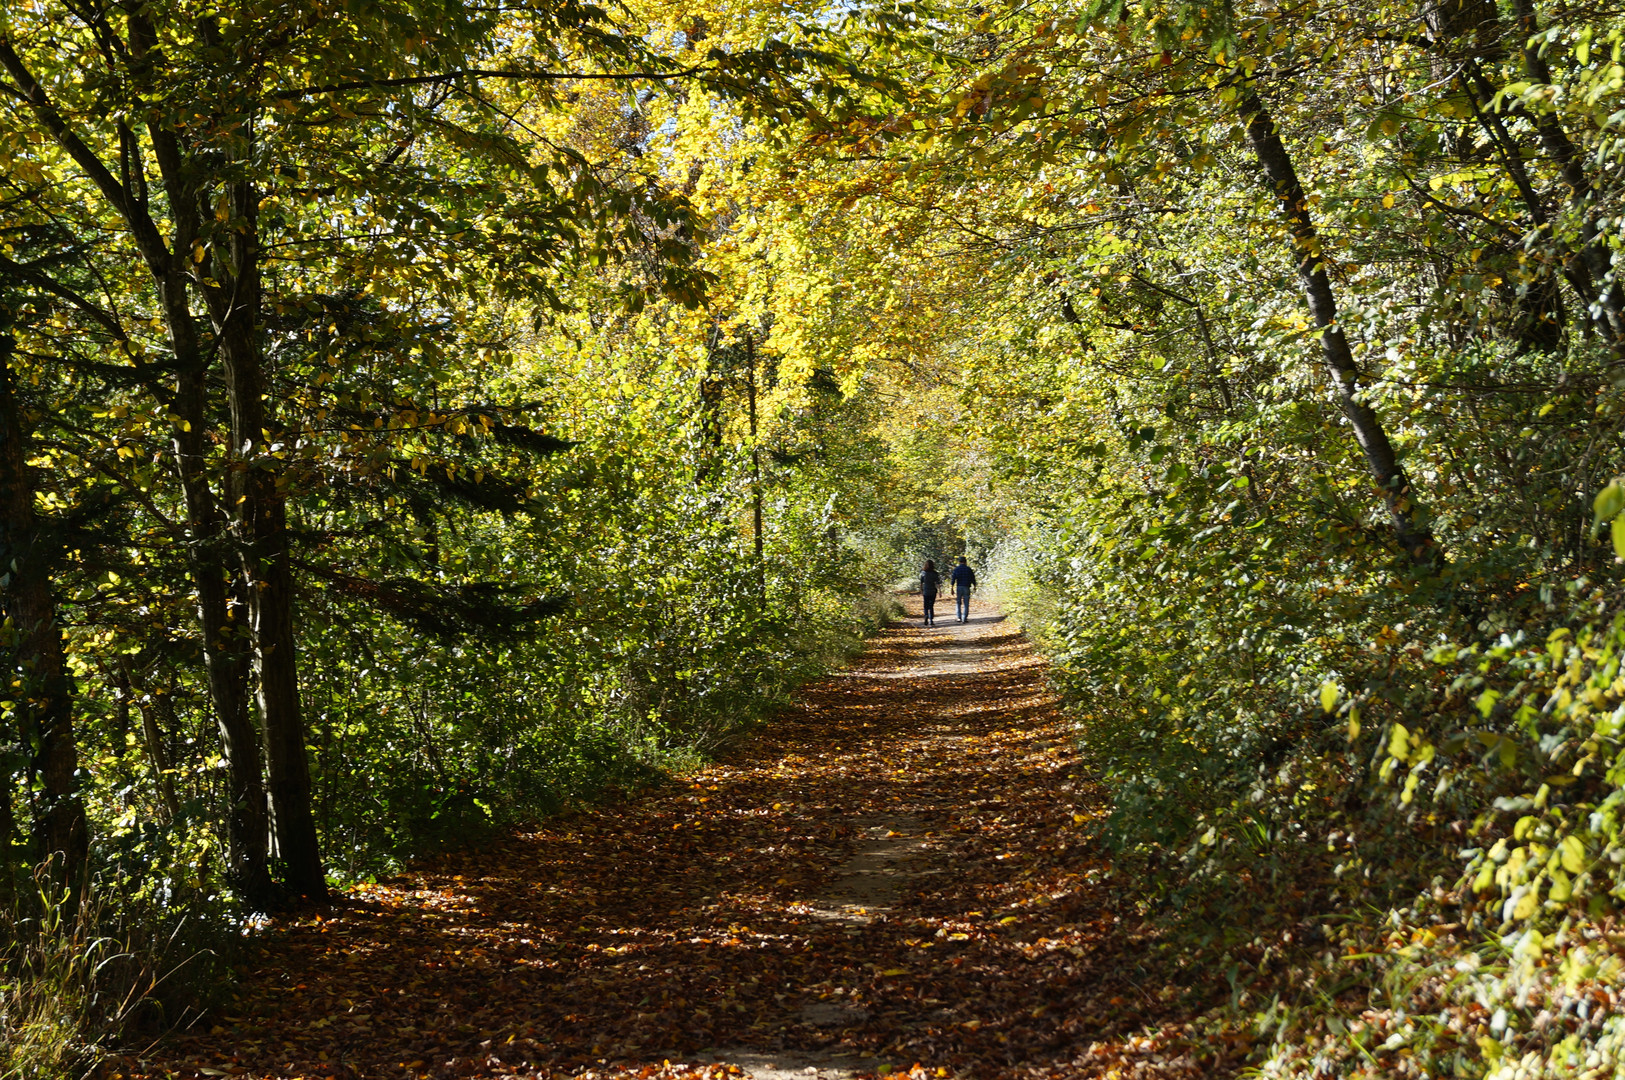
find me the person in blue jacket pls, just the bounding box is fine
[919,559,941,627]
[950,556,977,623]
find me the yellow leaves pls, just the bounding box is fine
[1397,770,1427,805]
[1559,835,1587,874]
[10,158,46,185]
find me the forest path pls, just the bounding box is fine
[141,601,1231,1080]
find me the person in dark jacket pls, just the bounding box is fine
[920,560,941,627]
[950,556,976,623]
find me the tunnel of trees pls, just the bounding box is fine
[2,0,1624,1073]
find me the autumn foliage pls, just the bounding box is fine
[4,0,1625,1075]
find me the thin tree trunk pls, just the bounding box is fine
[0,21,283,901]
[137,65,277,904]
[1505,0,1625,350]
[1420,0,1573,357]
[171,299,279,906]
[1238,88,1440,568]
[697,324,726,486]
[0,311,88,881]
[1391,16,1589,349]
[209,177,326,899]
[118,658,180,822]
[1451,68,1569,353]
[121,12,279,903]
[130,21,302,898]
[745,333,765,603]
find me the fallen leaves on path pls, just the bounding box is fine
[124,608,1242,1080]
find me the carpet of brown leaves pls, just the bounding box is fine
[123,606,1239,1080]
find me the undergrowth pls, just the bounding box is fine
[0,860,234,1080]
[996,533,1625,1079]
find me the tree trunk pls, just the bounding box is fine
[745,333,766,603]
[165,238,279,907]
[1,741,13,882]
[1504,0,1625,352]
[1,19,291,901]
[1238,88,1440,568]
[1421,0,1502,63]
[0,310,88,881]
[139,104,279,905]
[208,177,326,899]
[697,324,726,486]
[127,25,297,900]
[139,693,181,824]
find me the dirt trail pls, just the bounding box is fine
[138,601,1230,1080]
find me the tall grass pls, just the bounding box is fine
[1,860,230,1080]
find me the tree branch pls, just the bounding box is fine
[274,65,711,100]
[0,252,132,343]
[0,35,173,267]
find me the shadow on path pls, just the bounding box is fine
[136,600,1234,1080]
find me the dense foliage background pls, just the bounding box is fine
[3,0,1625,1074]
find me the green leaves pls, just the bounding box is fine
[1559,834,1587,875]
[1593,481,1623,527]
[1593,481,1625,557]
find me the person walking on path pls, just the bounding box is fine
[920,560,942,627]
[951,556,977,623]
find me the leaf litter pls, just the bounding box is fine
[120,606,1241,1080]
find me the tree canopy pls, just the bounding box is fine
[4,0,1625,1074]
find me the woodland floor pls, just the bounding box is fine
[129,602,1242,1080]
